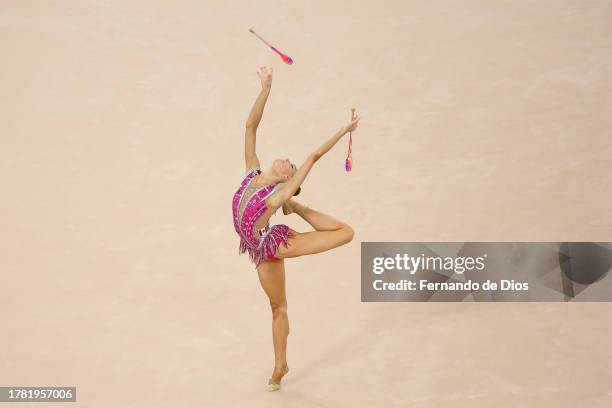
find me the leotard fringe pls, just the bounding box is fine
[238,225,294,267]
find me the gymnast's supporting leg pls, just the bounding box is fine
[257,260,290,388]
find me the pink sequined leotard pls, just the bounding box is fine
[232,166,295,268]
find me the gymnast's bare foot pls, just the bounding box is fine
[282,200,294,215]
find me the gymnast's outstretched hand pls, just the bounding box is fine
[257,66,273,90]
[342,108,360,133]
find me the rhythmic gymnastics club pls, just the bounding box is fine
[345,108,356,172]
[249,28,294,65]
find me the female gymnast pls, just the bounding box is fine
[231,66,360,391]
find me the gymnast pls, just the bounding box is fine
[231,66,360,391]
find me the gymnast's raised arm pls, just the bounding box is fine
[268,111,361,209]
[244,66,274,171]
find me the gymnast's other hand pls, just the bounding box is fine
[257,66,273,90]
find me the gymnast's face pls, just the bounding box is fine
[273,158,297,181]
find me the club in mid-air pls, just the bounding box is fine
[249,28,293,65]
